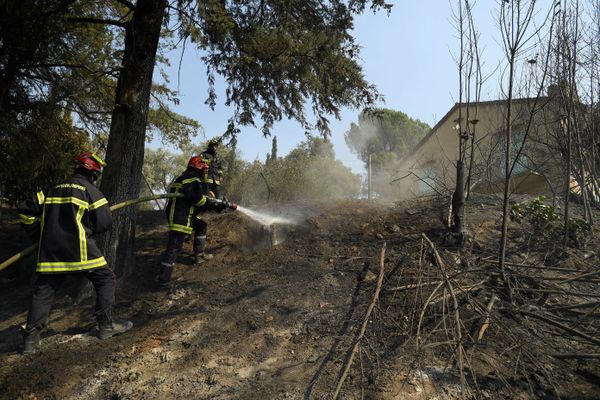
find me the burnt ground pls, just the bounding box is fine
[0,196,599,399]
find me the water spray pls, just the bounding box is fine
[236,205,297,226]
[235,205,303,247]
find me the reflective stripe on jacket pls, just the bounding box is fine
[36,174,112,273]
[17,190,45,240]
[166,168,210,234]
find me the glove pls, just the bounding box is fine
[226,201,238,210]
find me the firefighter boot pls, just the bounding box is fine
[193,235,214,265]
[156,262,174,289]
[194,252,214,265]
[97,311,133,340]
[22,327,41,354]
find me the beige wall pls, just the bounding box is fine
[396,99,566,198]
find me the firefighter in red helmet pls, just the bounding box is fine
[157,156,237,288]
[21,152,132,354]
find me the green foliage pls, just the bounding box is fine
[228,137,360,205]
[0,2,200,201]
[3,0,390,203]
[177,0,391,136]
[0,106,89,202]
[344,108,430,197]
[345,108,430,165]
[510,196,591,246]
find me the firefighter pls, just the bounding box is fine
[157,156,237,288]
[21,152,132,354]
[200,137,225,198]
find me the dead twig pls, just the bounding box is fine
[332,242,386,400]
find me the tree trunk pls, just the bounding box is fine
[452,160,465,235]
[100,0,166,277]
[499,50,516,305]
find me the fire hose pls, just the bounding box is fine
[0,192,235,272]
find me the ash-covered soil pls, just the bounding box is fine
[0,196,599,399]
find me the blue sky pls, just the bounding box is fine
[154,1,511,174]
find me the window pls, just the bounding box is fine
[499,131,528,177]
[417,167,437,194]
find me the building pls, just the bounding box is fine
[396,95,571,199]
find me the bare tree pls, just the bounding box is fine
[450,0,484,242]
[497,0,557,303]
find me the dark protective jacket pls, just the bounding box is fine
[35,174,112,273]
[200,149,223,186]
[166,168,224,234]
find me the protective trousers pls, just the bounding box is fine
[158,218,209,284]
[26,267,116,330]
[193,218,208,256]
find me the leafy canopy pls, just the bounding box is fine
[174,0,392,136]
[345,108,431,167]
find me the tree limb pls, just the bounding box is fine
[68,17,127,28]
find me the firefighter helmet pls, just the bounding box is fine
[188,156,209,171]
[74,152,106,173]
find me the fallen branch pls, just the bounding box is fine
[551,353,600,360]
[480,258,587,273]
[386,281,442,292]
[428,280,486,307]
[332,242,386,400]
[520,310,600,347]
[477,294,497,342]
[515,288,600,298]
[546,301,600,311]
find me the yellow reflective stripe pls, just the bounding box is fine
[168,224,193,234]
[44,197,89,209]
[36,191,45,205]
[89,198,108,210]
[187,206,194,227]
[202,178,220,184]
[91,153,106,167]
[182,177,201,185]
[37,206,46,262]
[76,206,87,261]
[19,214,38,225]
[37,256,107,272]
[54,183,86,191]
[169,196,177,226]
[194,196,207,207]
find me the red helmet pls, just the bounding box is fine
[74,152,106,172]
[188,156,209,171]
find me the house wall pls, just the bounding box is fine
[396,99,566,199]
